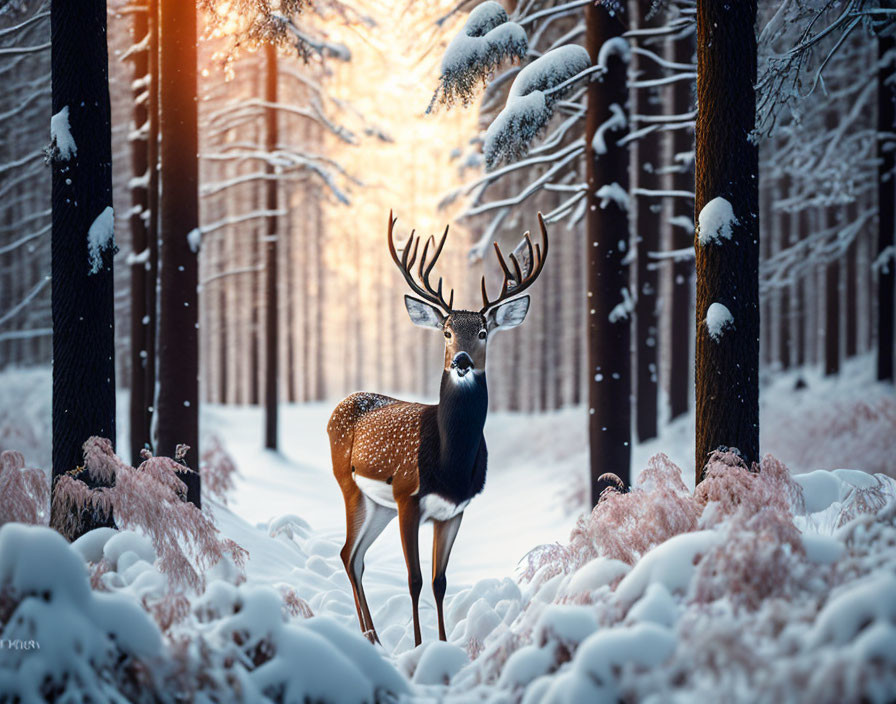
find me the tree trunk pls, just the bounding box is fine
[694,0,759,483]
[128,4,151,464]
[145,0,159,438]
[824,210,840,377]
[667,28,695,422]
[157,0,200,505]
[633,0,661,443]
[50,0,116,531]
[585,2,631,502]
[777,178,791,370]
[845,201,858,359]
[794,207,807,368]
[878,33,895,382]
[263,44,279,450]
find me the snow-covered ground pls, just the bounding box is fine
[1,357,895,701]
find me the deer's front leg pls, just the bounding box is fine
[396,496,423,646]
[432,512,463,641]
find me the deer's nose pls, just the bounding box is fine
[452,352,474,374]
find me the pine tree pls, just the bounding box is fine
[878,33,895,383]
[156,0,200,506]
[49,0,116,531]
[694,0,760,483]
[586,2,632,501]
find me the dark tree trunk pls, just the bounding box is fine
[824,210,840,377]
[145,0,159,445]
[263,44,279,450]
[794,207,807,367]
[50,0,116,531]
[778,178,791,370]
[157,0,200,505]
[878,33,895,382]
[585,3,631,502]
[694,0,759,483]
[668,29,695,422]
[633,0,660,443]
[845,201,858,359]
[128,4,152,465]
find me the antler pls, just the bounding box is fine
[387,210,455,314]
[480,212,549,314]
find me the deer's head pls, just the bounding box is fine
[387,211,549,382]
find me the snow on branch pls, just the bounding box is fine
[484,45,591,168]
[428,1,528,112]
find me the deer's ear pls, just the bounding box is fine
[404,296,445,329]
[486,296,530,332]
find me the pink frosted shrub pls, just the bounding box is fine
[201,435,240,505]
[523,454,700,585]
[0,450,49,526]
[51,437,247,590]
[692,453,807,609]
[694,451,804,527]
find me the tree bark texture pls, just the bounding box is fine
[157,0,200,505]
[694,0,759,483]
[50,0,116,530]
[264,43,279,450]
[585,2,631,502]
[878,33,895,382]
[633,0,660,443]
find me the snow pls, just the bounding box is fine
[2,356,895,700]
[705,301,734,341]
[87,206,115,275]
[615,529,723,605]
[50,105,77,161]
[595,181,629,210]
[697,196,738,246]
[432,1,527,111]
[187,227,202,254]
[608,285,635,323]
[592,102,627,154]
[410,641,468,684]
[484,45,591,167]
[597,36,631,71]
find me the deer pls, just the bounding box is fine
[327,210,549,647]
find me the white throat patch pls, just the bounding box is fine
[449,368,482,386]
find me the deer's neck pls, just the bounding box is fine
[437,369,488,470]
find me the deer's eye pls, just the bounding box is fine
[478,330,487,340]
[444,330,451,339]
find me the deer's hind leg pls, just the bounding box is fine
[340,481,394,643]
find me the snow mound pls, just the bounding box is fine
[705,302,734,341]
[697,196,738,246]
[0,524,162,703]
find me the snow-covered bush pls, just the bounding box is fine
[51,437,247,590]
[0,450,49,526]
[445,454,896,703]
[484,44,591,168]
[523,453,700,587]
[0,523,164,703]
[428,1,527,112]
